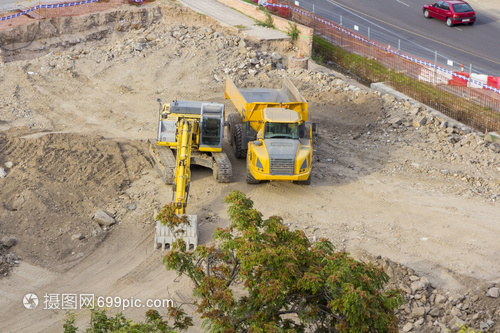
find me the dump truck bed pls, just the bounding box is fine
[224,77,308,123]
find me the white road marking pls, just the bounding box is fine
[397,0,410,7]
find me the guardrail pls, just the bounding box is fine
[0,0,99,21]
[263,0,500,133]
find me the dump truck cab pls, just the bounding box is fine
[247,107,313,184]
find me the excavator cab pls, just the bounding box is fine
[199,103,224,150]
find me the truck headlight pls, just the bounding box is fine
[300,159,308,171]
[256,158,263,170]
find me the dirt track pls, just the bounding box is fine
[0,1,499,332]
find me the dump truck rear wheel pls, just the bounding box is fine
[227,113,241,147]
[232,124,246,159]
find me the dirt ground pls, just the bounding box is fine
[0,1,499,332]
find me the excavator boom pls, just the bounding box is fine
[173,118,194,215]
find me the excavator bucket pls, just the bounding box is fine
[154,215,198,251]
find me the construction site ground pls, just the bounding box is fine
[0,1,499,332]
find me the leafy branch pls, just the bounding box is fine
[163,190,403,332]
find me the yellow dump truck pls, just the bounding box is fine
[225,77,316,184]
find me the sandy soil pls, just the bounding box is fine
[0,1,499,332]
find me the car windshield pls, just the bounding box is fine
[264,122,299,139]
[453,3,473,12]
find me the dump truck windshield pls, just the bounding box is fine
[264,122,299,139]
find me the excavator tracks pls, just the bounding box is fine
[149,139,176,185]
[213,152,232,183]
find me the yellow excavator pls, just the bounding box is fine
[150,99,232,250]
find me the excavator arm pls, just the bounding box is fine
[172,117,196,215]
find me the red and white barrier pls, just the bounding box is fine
[487,76,500,89]
[418,66,452,85]
[448,71,500,90]
[448,72,469,87]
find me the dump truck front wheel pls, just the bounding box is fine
[294,172,311,185]
[246,160,260,184]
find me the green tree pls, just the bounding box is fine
[64,308,192,333]
[162,190,403,333]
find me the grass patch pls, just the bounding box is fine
[312,34,500,132]
[255,8,274,28]
[286,22,299,42]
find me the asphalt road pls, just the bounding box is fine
[297,0,500,77]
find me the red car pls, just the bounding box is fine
[423,1,476,27]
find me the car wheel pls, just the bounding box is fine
[424,10,430,18]
[446,17,453,27]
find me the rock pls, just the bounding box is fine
[413,116,427,128]
[450,307,462,317]
[480,321,489,330]
[1,236,17,248]
[270,52,282,61]
[486,287,499,298]
[134,42,144,51]
[429,307,441,317]
[434,294,447,305]
[71,234,84,241]
[448,316,465,332]
[388,117,403,127]
[411,280,428,293]
[5,252,18,263]
[12,196,25,211]
[414,318,424,329]
[411,306,425,318]
[402,322,413,332]
[5,161,13,168]
[0,167,6,178]
[124,203,137,210]
[93,210,116,227]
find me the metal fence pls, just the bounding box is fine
[265,0,500,133]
